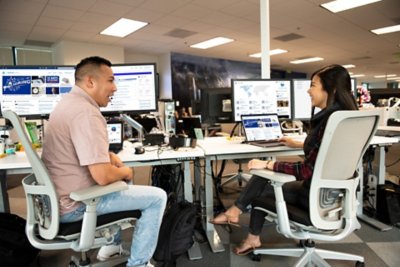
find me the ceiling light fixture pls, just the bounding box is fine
[374,74,397,78]
[100,18,148,38]
[386,76,400,80]
[342,64,355,68]
[321,0,382,13]
[290,57,324,64]
[351,74,365,78]
[371,24,400,35]
[190,37,234,49]
[249,49,288,58]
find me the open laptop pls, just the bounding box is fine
[241,113,285,147]
[107,121,124,153]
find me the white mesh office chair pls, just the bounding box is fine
[3,110,141,267]
[248,110,380,267]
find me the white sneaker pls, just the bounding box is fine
[96,244,130,261]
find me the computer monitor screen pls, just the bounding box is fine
[292,78,355,120]
[0,65,75,117]
[231,79,291,122]
[292,79,312,120]
[200,87,232,123]
[102,63,157,115]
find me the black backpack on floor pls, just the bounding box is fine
[0,212,40,266]
[153,201,197,267]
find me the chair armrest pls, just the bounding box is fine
[250,169,296,184]
[70,181,128,201]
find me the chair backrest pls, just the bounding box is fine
[2,110,60,240]
[309,110,380,230]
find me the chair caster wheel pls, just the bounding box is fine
[250,252,261,261]
[355,261,365,267]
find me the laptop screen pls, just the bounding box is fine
[107,122,123,145]
[241,114,283,142]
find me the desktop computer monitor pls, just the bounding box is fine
[0,65,75,118]
[231,79,291,122]
[102,63,158,115]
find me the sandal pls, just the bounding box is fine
[209,213,241,227]
[233,241,261,256]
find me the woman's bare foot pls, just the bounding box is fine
[209,206,242,226]
[233,234,262,255]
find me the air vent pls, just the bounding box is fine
[24,40,53,47]
[274,33,304,42]
[164,28,197,38]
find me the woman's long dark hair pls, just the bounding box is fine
[311,64,358,111]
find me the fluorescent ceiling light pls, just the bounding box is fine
[101,18,148,38]
[290,57,324,64]
[374,74,397,78]
[387,76,400,80]
[190,37,234,49]
[321,0,381,13]
[371,24,400,35]
[249,49,288,58]
[351,74,365,78]
[342,64,355,69]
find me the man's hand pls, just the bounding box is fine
[109,152,124,167]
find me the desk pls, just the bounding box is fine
[0,145,205,259]
[357,135,399,231]
[197,137,304,252]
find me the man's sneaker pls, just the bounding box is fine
[96,244,130,261]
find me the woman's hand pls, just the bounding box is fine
[278,136,304,148]
[248,159,274,170]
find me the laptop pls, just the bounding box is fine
[241,114,285,147]
[107,121,124,153]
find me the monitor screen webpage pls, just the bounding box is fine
[292,78,355,120]
[231,79,291,122]
[0,63,158,118]
[102,63,157,114]
[292,79,312,120]
[0,66,75,117]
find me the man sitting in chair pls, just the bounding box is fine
[209,64,358,255]
[42,56,167,267]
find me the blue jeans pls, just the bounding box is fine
[60,185,167,267]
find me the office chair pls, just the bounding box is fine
[248,110,380,267]
[2,110,141,267]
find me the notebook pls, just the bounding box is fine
[107,121,124,153]
[241,114,284,148]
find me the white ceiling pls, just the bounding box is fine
[0,0,399,84]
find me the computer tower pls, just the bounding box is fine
[158,100,176,135]
[376,182,400,225]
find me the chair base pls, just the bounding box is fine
[70,253,129,267]
[252,245,364,267]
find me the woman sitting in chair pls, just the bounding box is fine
[209,64,359,255]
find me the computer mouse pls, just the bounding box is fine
[134,146,145,154]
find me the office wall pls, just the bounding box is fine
[52,40,124,65]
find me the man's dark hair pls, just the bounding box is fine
[75,56,112,82]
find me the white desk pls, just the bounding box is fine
[357,135,399,231]
[0,145,205,260]
[0,145,203,211]
[197,137,304,253]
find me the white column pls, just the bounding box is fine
[260,0,271,79]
